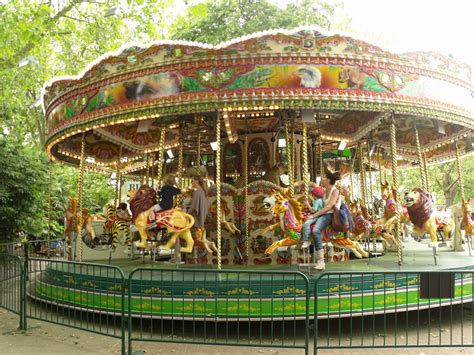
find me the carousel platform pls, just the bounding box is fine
[27,239,473,320]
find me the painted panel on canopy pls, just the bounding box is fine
[47,64,473,132]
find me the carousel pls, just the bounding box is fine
[35,26,473,319]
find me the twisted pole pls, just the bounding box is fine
[414,125,428,190]
[244,134,249,262]
[114,146,122,207]
[389,113,402,266]
[145,153,150,186]
[302,123,310,201]
[455,142,465,202]
[285,120,294,194]
[77,133,86,262]
[178,135,184,187]
[156,127,166,187]
[216,113,222,270]
[47,159,53,244]
[366,139,374,212]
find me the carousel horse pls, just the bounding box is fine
[260,191,369,258]
[258,191,303,255]
[348,200,398,249]
[376,181,409,233]
[461,198,473,237]
[128,185,195,252]
[65,197,96,241]
[404,188,454,244]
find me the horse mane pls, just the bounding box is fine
[275,192,303,223]
[129,185,157,222]
[407,188,433,229]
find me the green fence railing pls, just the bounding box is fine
[25,257,126,355]
[127,268,310,355]
[2,242,473,355]
[314,270,474,354]
[0,254,26,330]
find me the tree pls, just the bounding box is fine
[168,0,344,44]
[0,135,47,240]
[0,0,176,148]
[400,156,474,207]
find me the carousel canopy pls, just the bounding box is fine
[42,26,474,169]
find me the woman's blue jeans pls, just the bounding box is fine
[311,214,333,251]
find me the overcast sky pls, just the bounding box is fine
[272,0,474,69]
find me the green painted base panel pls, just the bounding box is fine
[28,241,474,320]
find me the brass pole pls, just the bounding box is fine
[150,153,156,189]
[114,146,122,207]
[145,153,150,186]
[366,139,374,211]
[389,113,402,265]
[47,159,53,244]
[302,123,310,201]
[358,142,367,206]
[455,142,465,201]
[216,113,222,270]
[156,127,166,187]
[422,153,430,191]
[196,131,201,168]
[317,114,323,184]
[414,125,428,190]
[291,128,297,183]
[244,134,249,262]
[77,133,86,262]
[285,120,294,194]
[178,135,184,188]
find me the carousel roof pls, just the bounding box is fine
[42,26,474,169]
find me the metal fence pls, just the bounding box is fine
[0,253,26,329]
[127,268,310,354]
[1,241,473,355]
[314,271,473,353]
[25,257,126,354]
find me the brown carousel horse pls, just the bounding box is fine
[461,198,473,237]
[404,188,454,244]
[128,185,195,252]
[376,180,410,233]
[348,199,398,249]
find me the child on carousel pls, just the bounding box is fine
[302,186,326,249]
[150,173,181,223]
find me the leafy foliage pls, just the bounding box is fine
[169,0,342,44]
[399,156,474,207]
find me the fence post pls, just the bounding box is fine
[127,271,133,355]
[121,271,126,355]
[19,257,27,330]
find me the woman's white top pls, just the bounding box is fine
[323,185,341,214]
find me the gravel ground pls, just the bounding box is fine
[0,308,472,355]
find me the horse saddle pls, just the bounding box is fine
[435,216,450,229]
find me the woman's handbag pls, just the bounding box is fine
[331,204,351,233]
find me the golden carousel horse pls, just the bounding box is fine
[128,185,195,252]
[405,188,454,244]
[258,191,304,255]
[259,191,368,258]
[461,198,473,237]
[65,197,96,240]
